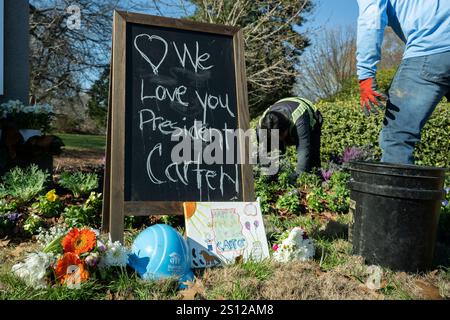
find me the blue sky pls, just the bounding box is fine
[302,0,359,31]
[293,0,359,49]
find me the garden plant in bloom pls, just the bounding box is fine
[12,226,130,289]
[272,227,315,263]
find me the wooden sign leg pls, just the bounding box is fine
[109,203,124,243]
[108,11,126,243]
[101,102,112,233]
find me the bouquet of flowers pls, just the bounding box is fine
[12,226,129,289]
[272,227,315,263]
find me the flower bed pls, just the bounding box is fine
[0,144,449,297]
[12,226,128,289]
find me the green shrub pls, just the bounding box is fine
[326,69,397,103]
[59,172,99,198]
[0,165,49,204]
[316,67,450,167]
[318,100,450,167]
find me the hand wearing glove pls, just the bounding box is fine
[359,78,387,116]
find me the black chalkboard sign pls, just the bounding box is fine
[102,11,254,242]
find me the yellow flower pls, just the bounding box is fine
[46,189,59,202]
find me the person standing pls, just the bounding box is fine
[356,0,450,164]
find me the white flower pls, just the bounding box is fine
[11,252,55,289]
[37,225,69,247]
[273,227,315,263]
[0,100,53,117]
[99,241,129,268]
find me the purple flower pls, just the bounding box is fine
[7,212,20,221]
[342,146,363,163]
[443,200,449,207]
[444,187,450,194]
[321,169,334,182]
[85,253,99,267]
[97,240,106,252]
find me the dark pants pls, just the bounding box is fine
[295,110,323,173]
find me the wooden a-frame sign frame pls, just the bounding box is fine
[102,11,254,243]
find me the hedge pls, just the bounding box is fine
[317,98,450,167]
[252,69,449,168]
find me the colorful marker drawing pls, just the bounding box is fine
[184,200,270,268]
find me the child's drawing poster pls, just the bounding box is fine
[183,201,270,268]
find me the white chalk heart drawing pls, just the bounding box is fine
[134,34,168,75]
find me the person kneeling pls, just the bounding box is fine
[257,97,323,174]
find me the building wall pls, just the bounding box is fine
[0,0,29,104]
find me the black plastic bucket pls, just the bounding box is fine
[348,161,447,272]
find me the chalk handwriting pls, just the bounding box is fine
[145,142,239,197]
[195,90,234,123]
[141,80,188,106]
[132,31,241,198]
[173,41,214,73]
[134,34,168,75]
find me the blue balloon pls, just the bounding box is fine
[128,224,194,288]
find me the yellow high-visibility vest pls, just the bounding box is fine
[259,97,317,129]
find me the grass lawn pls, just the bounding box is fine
[56,133,106,153]
[1,213,449,300]
[1,134,448,300]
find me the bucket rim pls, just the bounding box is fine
[348,168,444,180]
[348,161,448,172]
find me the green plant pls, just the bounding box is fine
[254,172,277,215]
[318,93,450,168]
[85,191,102,211]
[327,185,350,213]
[59,172,99,198]
[0,165,49,204]
[31,190,63,218]
[159,215,181,227]
[0,199,18,213]
[124,216,150,230]
[278,170,296,189]
[63,192,102,227]
[23,214,44,235]
[306,187,327,213]
[276,190,301,214]
[0,212,19,236]
[0,200,19,236]
[296,172,322,190]
[328,171,350,189]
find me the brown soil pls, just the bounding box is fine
[54,149,104,170]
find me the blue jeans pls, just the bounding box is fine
[380,51,450,164]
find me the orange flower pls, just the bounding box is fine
[61,228,96,255]
[55,252,89,285]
